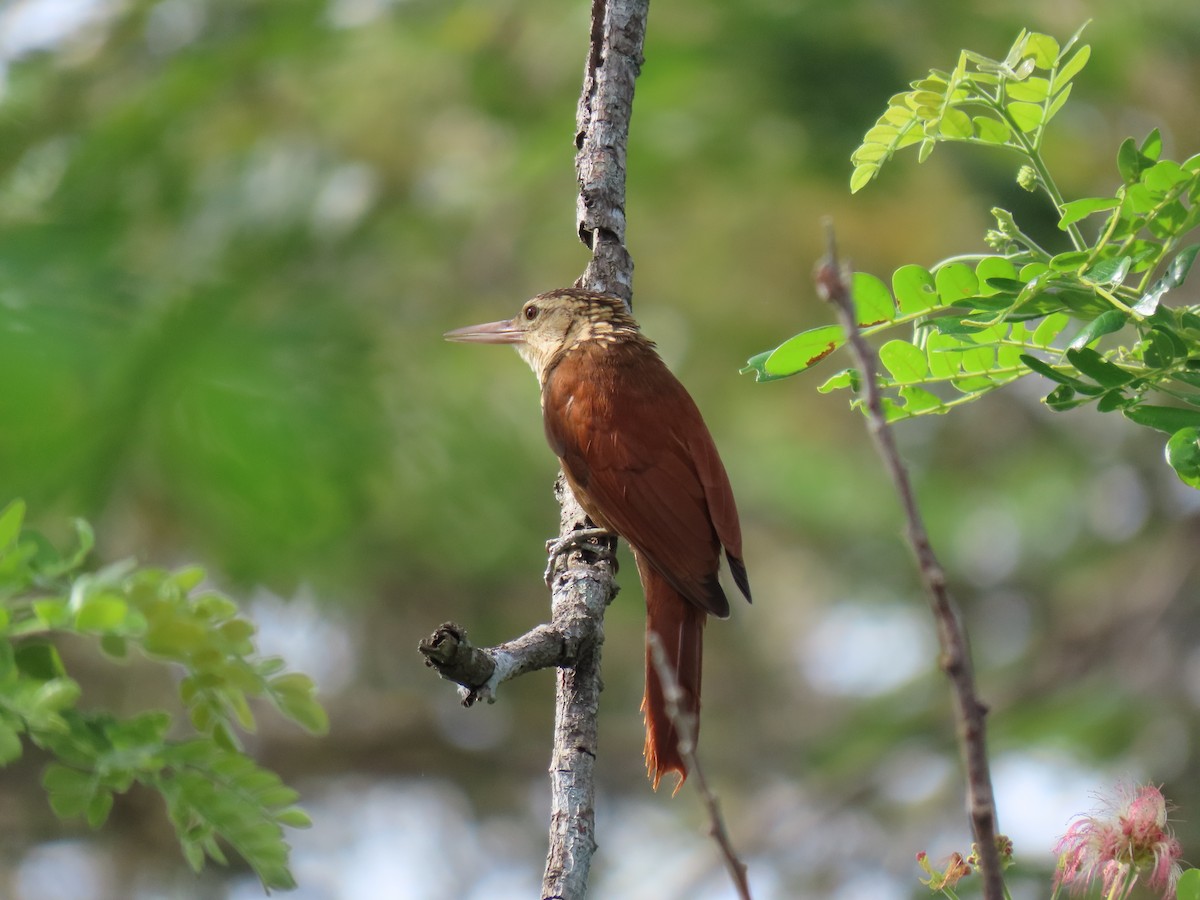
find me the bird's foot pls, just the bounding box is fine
[544,527,618,587]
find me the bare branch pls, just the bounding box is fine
[419,614,601,708]
[540,479,620,899]
[647,633,753,900]
[421,0,646,896]
[813,221,1006,900]
[540,2,648,897]
[574,0,646,306]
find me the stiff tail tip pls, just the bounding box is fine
[642,694,688,794]
[640,572,706,796]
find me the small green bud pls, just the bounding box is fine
[985,230,1010,252]
[1017,165,1039,192]
[991,207,1020,236]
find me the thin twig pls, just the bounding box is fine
[813,220,1006,900]
[647,633,753,900]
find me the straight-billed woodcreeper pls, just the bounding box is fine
[445,288,751,789]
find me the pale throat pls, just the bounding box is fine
[517,341,558,386]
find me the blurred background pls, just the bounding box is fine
[2,0,1200,897]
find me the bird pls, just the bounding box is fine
[445,288,750,790]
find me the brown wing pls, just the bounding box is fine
[543,342,749,616]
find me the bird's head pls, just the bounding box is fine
[445,288,641,382]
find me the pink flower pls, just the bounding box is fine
[1054,783,1183,897]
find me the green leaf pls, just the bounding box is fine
[1023,33,1059,67]
[850,163,879,193]
[1141,128,1163,161]
[852,142,890,163]
[879,340,928,384]
[1044,384,1087,411]
[1052,44,1091,91]
[1124,182,1156,215]
[740,350,775,382]
[86,790,114,829]
[926,332,962,378]
[936,107,971,139]
[0,721,22,764]
[275,807,313,829]
[1124,406,1200,434]
[1006,102,1044,132]
[1020,354,1096,391]
[74,595,130,632]
[1096,389,1132,413]
[1166,427,1200,488]
[1032,313,1071,347]
[55,519,96,575]
[218,619,256,645]
[226,689,257,731]
[898,386,945,414]
[144,619,209,657]
[958,343,994,375]
[194,593,239,622]
[15,643,66,680]
[762,324,846,378]
[1143,160,1187,195]
[1175,867,1200,900]
[0,641,15,684]
[851,272,895,326]
[1068,310,1127,349]
[934,263,979,306]
[170,566,207,593]
[0,499,25,551]
[974,116,1010,144]
[981,278,1027,295]
[1141,327,1186,368]
[32,677,82,713]
[182,838,206,873]
[892,264,937,314]
[1135,244,1200,314]
[1045,83,1073,123]
[1065,347,1133,388]
[1005,76,1050,102]
[817,369,859,393]
[975,257,1018,295]
[1058,197,1118,229]
[1049,250,1090,272]
[1117,137,1144,184]
[269,674,329,735]
[43,764,96,819]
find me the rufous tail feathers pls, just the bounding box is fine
[639,562,707,793]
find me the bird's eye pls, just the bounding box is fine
[524,304,539,321]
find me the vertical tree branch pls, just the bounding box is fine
[574,0,645,306]
[541,482,617,900]
[813,222,1006,900]
[541,1,647,898]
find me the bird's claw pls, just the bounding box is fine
[544,527,618,587]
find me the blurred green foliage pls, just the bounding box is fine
[3,0,1200,897]
[0,499,322,889]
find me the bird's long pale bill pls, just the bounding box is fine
[443,319,525,344]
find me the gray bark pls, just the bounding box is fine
[421,1,647,897]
